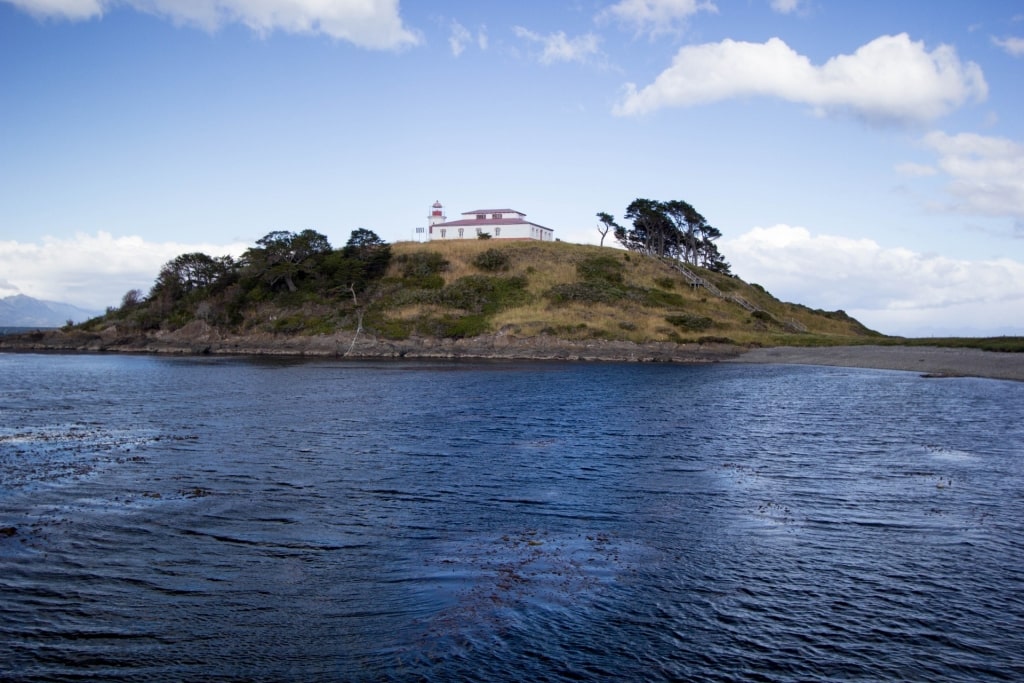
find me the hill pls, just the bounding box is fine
[373,240,879,345]
[0,238,885,360]
[0,294,100,328]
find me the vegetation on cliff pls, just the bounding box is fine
[68,225,882,349]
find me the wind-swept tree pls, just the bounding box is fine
[616,198,680,258]
[244,229,332,292]
[596,212,619,247]
[603,198,731,274]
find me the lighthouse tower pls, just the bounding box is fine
[428,200,446,239]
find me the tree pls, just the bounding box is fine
[121,288,144,309]
[343,228,386,253]
[245,229,332,292]
[662,199,706,266]
[324,228,392,297]
[617,198,679,257]
[596,212,619,247]
[603,197,731,273]
[150,252,236,300]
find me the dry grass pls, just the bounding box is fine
[385,240,878,344]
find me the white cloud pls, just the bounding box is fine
[922,131,1024,219]
[722,224,1024,336]
[769,0,803,15]
[448,20,486,57]
[2,0,421,50]
[2,0,101,20]
[598,0,717,37]
[0,232,248,311]
[992,36,1024,56]
[513,27,601,65]
[449,20,470,57]
[614,33,987,124]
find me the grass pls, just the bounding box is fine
[383,240,883,346]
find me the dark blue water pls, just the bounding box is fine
[1,353,1022,682]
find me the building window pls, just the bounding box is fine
[492,213,501,219]
[476,227,482,235]
[495,227,501,237]
[440,229,446,238]
[476,214,485,220]
[458,228,464,238]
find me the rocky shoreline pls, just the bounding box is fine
[0,324,742,363]
[2,325,1022,381]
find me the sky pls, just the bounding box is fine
[1,0,1023,336]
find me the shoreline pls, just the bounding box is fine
[2,329,1022,381]
[729,344,1024,382]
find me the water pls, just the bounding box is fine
[1,353,1022,682]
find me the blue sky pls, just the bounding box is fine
[1,0,1023,336]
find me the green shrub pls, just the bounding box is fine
[653,277,675,290]
[440,275,530,313]
[666,313,714,331]
[396,252,448,288]
[576,255,624,284]
[375,318,413,340]
[442,314,490,338]
[472,248,511,272]
[643,288,686,307]
[545,281,624,305]
[272,315,307,333]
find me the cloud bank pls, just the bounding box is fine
[614,33,987,124]
[722,224,1024,336]
[0,232,248,311]
[2,0,421,50]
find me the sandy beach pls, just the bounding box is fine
[731,345,1024,382]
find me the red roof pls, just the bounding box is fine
[435,217,548,228]
[461,209,525,216]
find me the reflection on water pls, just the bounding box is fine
[1,354,1023,681]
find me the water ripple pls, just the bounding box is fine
[1,356,1022,681]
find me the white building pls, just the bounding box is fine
[423,201,554,241]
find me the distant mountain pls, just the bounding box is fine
[0,294,100,328]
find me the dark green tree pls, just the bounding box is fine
[616,198,679,257]
[244,229,332,292]
[150,252,236,299]
[604,198,731,274]
[323,228,392,299]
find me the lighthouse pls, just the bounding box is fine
[428,200,446,234]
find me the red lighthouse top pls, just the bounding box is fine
[431,200,443,217]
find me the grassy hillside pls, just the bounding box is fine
[42,238,1024,354]
[364,240,880,346]
[75,238,884,348]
